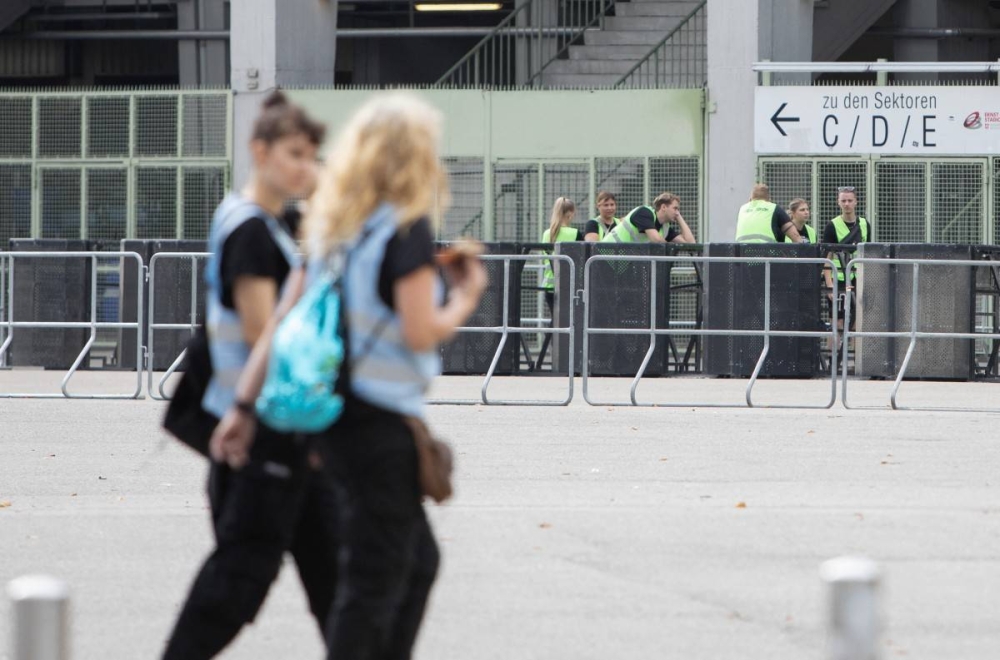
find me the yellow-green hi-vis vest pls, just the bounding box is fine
[593,216,620,240]
[602,206,665,244]
[541,226,579,290]
[735,200,777,243]
[785,224,817,243]
[830,216,869,281]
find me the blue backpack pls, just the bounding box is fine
[255,270,346,433]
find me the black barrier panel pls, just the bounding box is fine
[855,244,974,380]
[975,247,1000,379]
[8,240,92,369]
[704,243,822,378]
[120,240,207,370]
[586,243,672,377]
[439,242,521,375]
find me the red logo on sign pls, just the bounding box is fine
[964,112,982,129]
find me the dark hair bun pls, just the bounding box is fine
[261,91,289,110]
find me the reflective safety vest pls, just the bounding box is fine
[601,206,665,244]
[785,223,817,244]
[735,200,777,243]
[593,216,620,240]
[202,194,300,418]
[541,225,579,290]
[344,204,443,418]
[830,215,869,281]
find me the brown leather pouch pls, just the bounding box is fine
[404,417,454,504]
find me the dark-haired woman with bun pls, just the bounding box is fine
[161,91,339,659]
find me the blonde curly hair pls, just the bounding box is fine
[304,92,450,253]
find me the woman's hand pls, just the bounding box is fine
[209,408,257,470]
[448,257,487,304]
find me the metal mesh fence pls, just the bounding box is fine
[441,157,485,240]
[931,162,984,244]
[760,160,812,212]
[995,158,1000,246]
[86,169,128,241]
[0,92,230,245]
[0,164,31,247]
[595,157,644,218]
[817,160,868,229]
[544,162,590,233]
[493,163,540,243]
[875,161,926,243]
[40,168,81,239]
[649,156,700,241]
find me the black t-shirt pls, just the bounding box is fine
[219,214,294,310]
[770,206,794,243]
[584,218,614,237]
[378,217,436,310]
[629,207,680,242]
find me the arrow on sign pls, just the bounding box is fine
[770,103,800,136]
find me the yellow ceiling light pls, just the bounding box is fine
[415,3,503,11]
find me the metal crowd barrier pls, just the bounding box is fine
[429,254,575,406]
[0,251,144,399]
[147,252,210,401]
[842,257,1000,414]
[582,255,840,408]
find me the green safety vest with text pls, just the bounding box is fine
[541,225,580,290]
[735,200,777,243]
[601,206,664,244]
[830,215,869,281]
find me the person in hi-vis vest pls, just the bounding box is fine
[822,186,871,332]
[786,199,816,243]
[601,192,695,244]
[541,196,583,310]
[734,183,804,243]
[584,190,620,242]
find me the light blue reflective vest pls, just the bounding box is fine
[342,204,442,419]
[201,194,300,418]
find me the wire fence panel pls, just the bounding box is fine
[995,158,1000,245]
[441,157,485,240]
[543,162,590,223]
[182,95,229,158]
[40,168,82,239]
[650,156,701,241]
[817,160,869,226]
[0,97,32,158]
[182,166,227,240]
[494,163,541,243]
[85,169,128,241]
[0,164,31,247]
[39,97,82,159]
[931,161,985,244]
[136,167,178,239]
[135,96,179,158]
[595,157,645,216]
[87,97,129,158]
[875,161,926,243]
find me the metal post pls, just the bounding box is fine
[7,575,71,660]
[875,58,888,86]
[820,556,880,660]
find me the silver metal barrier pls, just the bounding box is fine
[582,255,840,408]
[0,253,7,369]
[429,254,575,406]
[147,252,211,401]
[0,251,144,399]
[842,258,1000,413]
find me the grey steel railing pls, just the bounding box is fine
[615,0,707,89]
[841,258,1000,413]
[429,254,575,406]
[147,252,210,401]
[0,251,144,399]
[582,254,840,408]
[435,0,614,88]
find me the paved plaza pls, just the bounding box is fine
[1,373,999,659]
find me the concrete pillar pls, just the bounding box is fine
[231,0,338,188]
[706,0,813,242]
[894,0,940,82]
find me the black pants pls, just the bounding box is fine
[162,425,340,660]
[321,399,440,660]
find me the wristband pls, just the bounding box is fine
[234,399,256,417]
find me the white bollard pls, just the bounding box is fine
[7,575,70,660]
[820,556,880,660]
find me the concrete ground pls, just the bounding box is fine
[1,372,999,660]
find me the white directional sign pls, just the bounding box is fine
[755,86,1000,155]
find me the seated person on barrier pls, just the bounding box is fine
[584,190,620,242]
[735,183,804,243]
[785,198,816,243]
[541,196,583,311]
[602,192,695,245]
[822,186,871,333]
